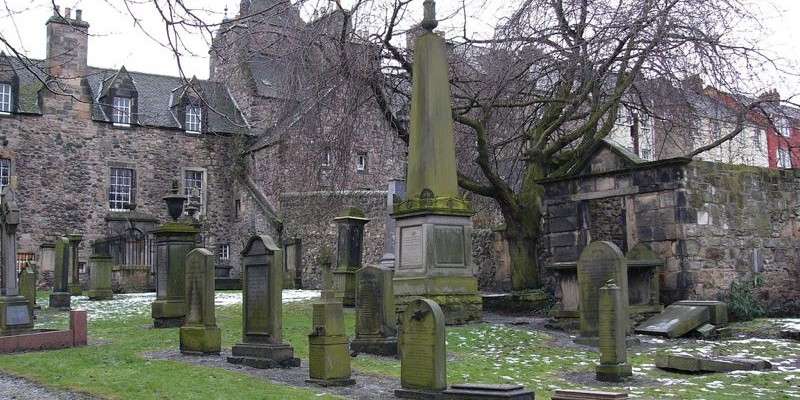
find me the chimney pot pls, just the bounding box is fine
[76,9,82,21]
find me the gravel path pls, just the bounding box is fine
[0,373,98,400]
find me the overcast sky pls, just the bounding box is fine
[1,0,798,97]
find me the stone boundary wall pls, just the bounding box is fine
[682,161,800,315]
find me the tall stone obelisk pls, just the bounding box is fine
[392,0,481,325]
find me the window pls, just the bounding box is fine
[776,117,790,137]
[109,168,134,211]
[112,96,131,125]
[234,199,241,219]
[754,129,762,147]
[185,105,202,133]
[0,158,10,191]
[0,83,10,113]
[16,253,35,273]
[778,148,792,169]
[184,169,204,211]
[219,244,230,261]
[356,151,367,172]
[322,149,331,167]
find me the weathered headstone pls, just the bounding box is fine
[596,280,632,382]
[391,1,481,324]
[333,207,369,307]
[180,248,221,355]
[350,265,397,356]
[18,261,36,320]
[395,298,447,399]
[307,258,354,386]
[635,304,711,338]
[575,241,628,345]
[86,254,113,300]
[283,237,301,289]
[655,353,771,373]
[378,179,405,268]
[0,188,32,333]
[67,233,83,296]
[151,185,197,328]
[228,235,299,369]
[49,236,71,308]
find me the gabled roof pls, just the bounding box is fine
[0,54,45,114]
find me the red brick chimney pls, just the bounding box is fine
[45,6,90,84]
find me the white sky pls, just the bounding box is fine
[1,0,798,97]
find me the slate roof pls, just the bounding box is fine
[0,53,247,134]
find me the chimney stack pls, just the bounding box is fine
[45,4,90,94]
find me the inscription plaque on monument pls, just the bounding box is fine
[434,225,465,266]
[156,250,168,298]
[399,226,423,268]
[5,305,30,326]
[245,263,269,334]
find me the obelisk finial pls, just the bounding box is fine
[422,0,438,31]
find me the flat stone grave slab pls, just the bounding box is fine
[442,383,533,399]
[655,353,772,373]
[551,389,628,399]
[634,305,709,338]
[671,300,727,325]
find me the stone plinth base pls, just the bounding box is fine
[349,337,398,356]
[227,342,300,369]
[309,335,352,384]
[49,292,71,309]
[152,299,185,328]
[306,378,356,387]
[595,363,632,382]
[395,292,482,325]
[87,289,113,301]
[333,270,356,307]
[395,388,444,399]
[68,285,83,296]
[180,325,221,355]
[573,336,639,347]
[0,295,33,334]
[552,389,628,399]
[442,383,534,399]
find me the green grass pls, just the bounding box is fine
[4,292,800,399]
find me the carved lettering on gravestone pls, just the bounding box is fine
[399,226,422,268]
[399,299,446,391]
[356,270,380,336]
[246,263,269,334]
[184,255,204,325]
[5,305,29,325]
[156,249,168,298]
[434,225,465,266]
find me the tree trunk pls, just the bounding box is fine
[496,184,543,291]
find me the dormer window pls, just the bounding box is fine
[185,105,202,133]
[112,96,131,125]
[0,83,11,113]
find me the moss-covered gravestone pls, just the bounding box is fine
[19,261,36,320]
[575,241,628,345]
[180,248,221,355]
[151,215,198,328]
[49,237,71,308]
[391,0,481,325]
[596,280,632,382]
[228,235,299,369]
[350,265,397,356]
[67,233,83,296]
[395,298,447,399]
[307,260,354,386]
[87,254,113,300]
[333,207,369,307]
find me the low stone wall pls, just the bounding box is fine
[112,265,153,293]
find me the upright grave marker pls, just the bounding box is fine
[596,280,632,382]
[50,236,71,308]
[395,298,447,399]
[378,179,405,268]
[86,253,113,300]
[228,235,299,369]
[351,265,397,356]
[180,248,221,355]
[391,0,481,324]
[19,261,36,319]
[575,241,628,345]
[333,207,369,307]
[307,258,354,386]
[67,233,83,296]
[0,188,32,333]
[151,182,197,328]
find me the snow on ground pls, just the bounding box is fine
[776,319,800,331]
[65,290,320,321]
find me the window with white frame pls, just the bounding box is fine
[0,158,10,191]
[0,83,11,113]
[322,149,331,167]
[778,148,792,169]
[184,169,205,210]
[185,105,202,133]
[356,151,367,172]
[777,117,790,137]
[219,244,230,261]
[109,167,134,211]
[112,96,131,125]
[754,128,762,147]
